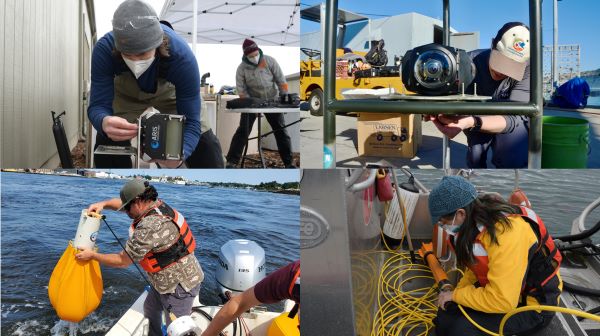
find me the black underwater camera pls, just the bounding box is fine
[401,43,475,96]
[94,107,185,167]
[138,108,185,162]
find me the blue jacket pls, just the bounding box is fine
[463,49,531,168]
[88,24,200,159]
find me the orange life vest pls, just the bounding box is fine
[288,262,300,319]
[449,206,562,305]
[130,201,196,273]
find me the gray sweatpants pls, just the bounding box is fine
[144,283,201,336]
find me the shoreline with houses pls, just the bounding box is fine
[0,169,300,195]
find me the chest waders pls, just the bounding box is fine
[95,72,210,166]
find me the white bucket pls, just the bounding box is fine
[73,210,101,250]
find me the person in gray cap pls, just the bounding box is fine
[88,0,224,168]
[76,179,204,335]
[226,38,295,168]
[428,175,561,336]
[427,22,531,168]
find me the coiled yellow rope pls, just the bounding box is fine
[367,189,600,336]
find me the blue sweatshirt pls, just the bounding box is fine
[88,24,200,159]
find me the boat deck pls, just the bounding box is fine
[359,242,600,336]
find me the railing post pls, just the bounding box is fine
[528,0,543,168]
[323,0,339,168]
[442,0,451,169]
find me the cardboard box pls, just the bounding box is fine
[357,113,421,158]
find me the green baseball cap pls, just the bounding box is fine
[118,179,147,211]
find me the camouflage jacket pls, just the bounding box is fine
[125,214,204,294]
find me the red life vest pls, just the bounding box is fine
[288,261,300,319]
[130,201,196,273]
[449,206,562,305]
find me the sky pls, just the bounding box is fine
[97,169,300,184]
[94,1,298,89]
[300,0,600,71]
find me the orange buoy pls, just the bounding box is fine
[267,311,300,336]
[48,241,103,322]
[48,211,103,322]
[508,188,532,208]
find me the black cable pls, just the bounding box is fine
[577,305,600,321]
[554,219,600,242]
[101,217,151,288]
[246,118,303,141]
[570,251,600,256]
[558,242,600,256]
[102,216,186,330]
[190,307,227,336]
[558,242,596,251]
[563,280,600,297]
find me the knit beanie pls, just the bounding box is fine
[428,176,477,224]
[112,0,163,54]
[242,39,259,56]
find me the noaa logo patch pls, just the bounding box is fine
[90,231,98,242]
[151,141,160,149]
[513,39,526,52]
[300,206,330,249]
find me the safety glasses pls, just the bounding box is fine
[123,198,138,212]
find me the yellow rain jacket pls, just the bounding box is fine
[452,215,563,313]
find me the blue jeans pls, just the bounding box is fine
[464,118,529,168]
[143,283,201,336]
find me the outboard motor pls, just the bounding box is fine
[216,240,266,299]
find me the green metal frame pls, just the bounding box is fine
[322,0,543,169]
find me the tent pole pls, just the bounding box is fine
[192,0,198,56]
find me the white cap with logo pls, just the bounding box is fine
[489,22,530,81]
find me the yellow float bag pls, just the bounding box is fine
[48,241,103,322]
[267,312,300,336]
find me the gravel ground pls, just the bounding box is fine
[67,141,299,169]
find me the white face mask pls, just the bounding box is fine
[442,212,461,236]
[248,55,260,64]
[123,56,155,79]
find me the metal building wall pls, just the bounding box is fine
[346,13,461,65]
[300,12,479,64]
[2,0,82,168]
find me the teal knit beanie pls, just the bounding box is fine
[428,175,477,224]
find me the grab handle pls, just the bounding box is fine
[347,169,377,192]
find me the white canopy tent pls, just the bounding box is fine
[157,0,300,89]
[159,0,300,52]
[158,0,301,157]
